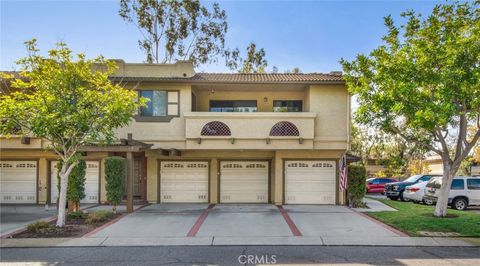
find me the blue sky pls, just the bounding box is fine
[1,0,443,73]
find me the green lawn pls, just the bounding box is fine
[366,199,480,237]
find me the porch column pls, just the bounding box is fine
[126,151,134,213]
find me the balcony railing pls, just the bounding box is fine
[184,112,316,149]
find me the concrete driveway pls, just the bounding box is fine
[0,204,57,236]
[88,203,400,243]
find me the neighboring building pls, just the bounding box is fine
[424,155,443,175]
[0,60,350,206]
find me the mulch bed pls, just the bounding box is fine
[12,213,122,238]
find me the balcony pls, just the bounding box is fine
[184,112,316,150]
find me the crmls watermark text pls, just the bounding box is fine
[238,254,277,264]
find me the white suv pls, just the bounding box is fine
[423,176,480,210]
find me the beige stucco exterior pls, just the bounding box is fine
[0,61,351,206]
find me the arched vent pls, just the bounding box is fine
[269,121,299,136]
[201,121,231,136]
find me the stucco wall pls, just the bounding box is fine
[308,85,350,150]
[114,83,192,148]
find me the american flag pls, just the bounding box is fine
[340,155,347,191]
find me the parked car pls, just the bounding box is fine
[403,181,434,205]
[384,174,440,201]
[423,176,480,210]
[366,177,397,193]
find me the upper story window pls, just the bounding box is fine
[273,100,302,112]
[210,100,257,112]
[136,90,179,122]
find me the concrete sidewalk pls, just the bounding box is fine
[0,236,474,247]
[353,198,397,212]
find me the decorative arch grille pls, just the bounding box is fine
[269,121,299,136]
[201,121,231,136]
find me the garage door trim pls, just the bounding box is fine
[48,159,102,204]
[157,159,211,203]
[282,158,339,205]
[218,159,272,204]
[0,158,39,204]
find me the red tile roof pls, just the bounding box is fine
[2,71,344,84]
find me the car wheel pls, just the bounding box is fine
[423,198,434,205]
[399,191,410,202]
[452,198,468,211]
[388,196,399,201]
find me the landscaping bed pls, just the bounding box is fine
[366,199,480,237]
[12,210,122,238]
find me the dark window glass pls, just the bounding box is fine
[419,175,432,182]
[451,179,464,190]
[467,179,480,190]
[273,100,302,112]
[140,90,167,116]
[210,100,257,112]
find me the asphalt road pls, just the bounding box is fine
[1,246,479,265]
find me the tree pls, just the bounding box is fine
[225,42,268,73]
[105,157,125,214]
[341,1,480,217]
[0,39,144,226]
[57,160,87,212]
[119,0,227,65]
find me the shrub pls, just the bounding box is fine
[85,210,113,224]
[56,160,86,212]
[67,211,86,219]
[105,157,125,214]
[27,221,54,234]
[347,165,367,208]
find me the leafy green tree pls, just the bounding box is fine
[341,1,480,217]
[105,157,126,214]
[0,40,144,226]
[119,0,227,65]
[225,42,268,73]
[57,160,86,212]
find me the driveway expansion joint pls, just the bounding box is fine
[277,205,302,237]
[186,204,215,237]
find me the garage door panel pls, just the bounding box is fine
[0,161,37,203]
[285,160,336,204]
[160,161,208,203]
[220,161,269,203]
[51,161,99,204]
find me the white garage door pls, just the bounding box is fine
[51,161,100,204]
[160,161,209,203]
[0,161,37,203]
[285,160,336,204]
[220,161,269,203]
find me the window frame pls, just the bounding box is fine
[134,90,180,122]
[209,100,258,112]
[273,100,303,112]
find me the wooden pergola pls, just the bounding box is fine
[81,134,152,213]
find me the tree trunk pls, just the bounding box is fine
[434,161,457,217]
[113,205,117,214]
[56,162,76,227]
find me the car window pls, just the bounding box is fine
[371,179,379,184]
[419,175,432,182]
[451,179,464,190]
[467,179,480,190]
[404,175,422,182]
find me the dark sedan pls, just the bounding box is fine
[384,174,440,201]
